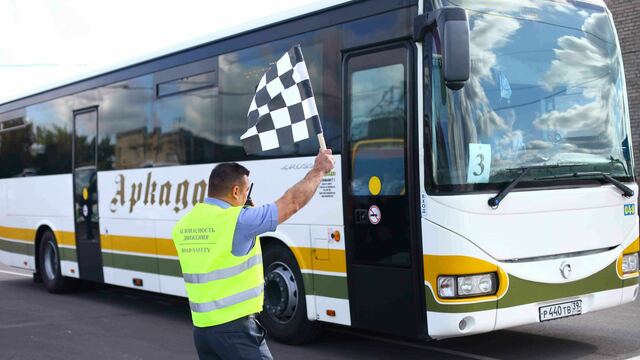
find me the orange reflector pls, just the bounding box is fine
[332,231,341,242]
[326,309,336,317]
[133,278,144,287]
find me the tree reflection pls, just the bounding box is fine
[0,123,73,177]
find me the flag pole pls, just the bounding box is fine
[317,133,327,151]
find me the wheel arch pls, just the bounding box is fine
[34,221,62,274]
[259,231,317,322]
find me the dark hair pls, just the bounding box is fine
[207,163,250,197]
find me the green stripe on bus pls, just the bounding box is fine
[622,276,638,288]
[61,248,77,262]
[425,261,626,313]
[498,262,621,308]
[100,251,350,299]
[159,258,182,277]
[302,273,349,299]
[0,239,33,256]
[101,252,182,277]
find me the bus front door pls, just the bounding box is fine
[343,43,425,338]
[73,108,104,283]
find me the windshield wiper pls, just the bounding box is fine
[488,164,584,208]
[535,171,634,198]
[488,167,531,208]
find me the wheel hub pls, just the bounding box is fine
[264,263,298,323]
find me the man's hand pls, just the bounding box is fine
[313,149,335,175]
[275,148,335,224]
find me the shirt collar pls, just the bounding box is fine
[204,197,232,209]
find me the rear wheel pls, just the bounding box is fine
[38,230,75,293]
[259,243,319,344]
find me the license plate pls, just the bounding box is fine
[539,300,582,322]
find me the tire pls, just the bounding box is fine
[38,230,75,293]
[258,243,319,344]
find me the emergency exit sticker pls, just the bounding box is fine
[467,143,491,184]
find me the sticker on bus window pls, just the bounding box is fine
[467,144,491,184]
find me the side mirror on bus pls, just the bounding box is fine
[414,7,470,90]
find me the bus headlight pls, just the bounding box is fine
[622,253,639,274]
[437,276,456,298]
[437,273,498,298]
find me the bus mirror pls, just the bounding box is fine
[414,7,470,90]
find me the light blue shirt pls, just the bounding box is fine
[203,197,278,256]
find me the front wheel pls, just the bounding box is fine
[259,243,319,344]
[38,230,75,293]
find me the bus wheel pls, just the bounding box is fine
[259,243,318,344]
[38,230,74,293]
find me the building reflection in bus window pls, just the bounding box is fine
[99,75,154,170]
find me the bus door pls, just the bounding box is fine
[343,43,425,338]
[73,108,104,282]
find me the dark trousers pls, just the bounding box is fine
[193,315,273,360]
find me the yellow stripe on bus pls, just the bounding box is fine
[55,231,76,247]
[101,234,178,257]
[291,247,347,273]
[99,234,347,274]
[0,226,36,243]
[623,237,639,254]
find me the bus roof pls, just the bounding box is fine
[0,0,350,107]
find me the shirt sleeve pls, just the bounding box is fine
[231,203,278,256]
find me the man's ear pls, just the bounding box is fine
[232,185,240,199]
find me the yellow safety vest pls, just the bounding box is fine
[172,203,264,327]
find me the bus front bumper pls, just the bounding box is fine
[426,283,638,339]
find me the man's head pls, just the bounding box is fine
[207,163,250,207]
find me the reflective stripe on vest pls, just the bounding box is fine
[172,203,264,327]
[190,284,264,313]
[183,253,263,284]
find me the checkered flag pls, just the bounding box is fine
[241,45,324,154]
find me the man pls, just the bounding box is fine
[172,149,334,360]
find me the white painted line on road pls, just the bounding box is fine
[0,321,46,330]
[0,270,31,278]
[625,356,640,360]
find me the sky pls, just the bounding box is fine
[0,0,325,104]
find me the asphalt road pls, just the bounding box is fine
[1,263,639,360]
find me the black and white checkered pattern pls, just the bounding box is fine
[240,45,322,154]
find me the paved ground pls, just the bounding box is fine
[1,263,639,360]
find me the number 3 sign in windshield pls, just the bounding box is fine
[466,143,491,184]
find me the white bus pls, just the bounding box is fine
[0,0,637,343]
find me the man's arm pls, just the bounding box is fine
[275,149,334,224]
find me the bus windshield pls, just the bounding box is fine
[428,0,633,191]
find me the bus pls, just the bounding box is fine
[0,0,637,343]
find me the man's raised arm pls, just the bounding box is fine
[275,149,334,224]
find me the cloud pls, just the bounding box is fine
[534,11,624,158]
[542,12,618,97]
[526,140,553,150]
